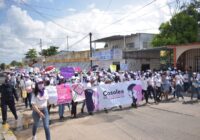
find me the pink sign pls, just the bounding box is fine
[71,84,85,95]
[133,85,143,103]
[56,84,72,104]
[71,84,85,102]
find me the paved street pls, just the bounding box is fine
[0,74,200,140]
[12,97,200,140]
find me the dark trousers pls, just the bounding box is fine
[25,93,32,108]
[184,82,190,92]
[71,101,78,117]
[142,90,149,103]
[1,100,18,122]
[175,85,184,99]
[81,100,86,113]
[147,86,157,102]
[156,86,162,101]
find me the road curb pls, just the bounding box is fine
[0,123,17,140]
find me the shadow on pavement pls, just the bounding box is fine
[182,100,199,105]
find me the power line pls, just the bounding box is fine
[18,0,86,34]
[95,0,113,29]
[99,0,157,31]
[96,0,177,35]
[93,27,159,37]
[22,4,64,11]
[69,34,89,49]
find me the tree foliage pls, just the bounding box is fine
[0,63,6,70]
[10,61,24,67]
[25,49,38,59]
[40,46,59,57]
[152,0,200,47]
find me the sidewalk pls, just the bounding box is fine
[0,109,17,140]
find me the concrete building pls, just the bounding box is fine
[40,50,91,69]
[93,33,157,71]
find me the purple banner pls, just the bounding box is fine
[60,67,75,79]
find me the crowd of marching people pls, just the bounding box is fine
[0,66,200,140]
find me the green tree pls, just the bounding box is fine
[10,60,19,66]
[0,63,6,70]
[152,0,200,47]
[41,46,59,57]
[17,62,24,67]
[25,49,38,59]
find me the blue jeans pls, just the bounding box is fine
[191,86,200,99]
[32,108,51,140]
[175,85,184,99]
[58,104,65,118]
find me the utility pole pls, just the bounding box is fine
[40,39,45,68]
[89,32,92,68]
[40,39,42,53]
[67,36,69,51]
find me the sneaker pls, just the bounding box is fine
[15,115,18,120]
[59,116,64,121]
[81,109,84,114]
[2,121,6,125]
[32,136,36,140]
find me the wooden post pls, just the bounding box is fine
[173,47,176,68]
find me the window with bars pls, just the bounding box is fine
[126,43,135,48]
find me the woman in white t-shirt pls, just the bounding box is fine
[31,79,51,140]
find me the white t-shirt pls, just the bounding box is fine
[25,79,33,92]
[147,77,155,87]
[31,90,49,108]
[19,79,25,88]
[155,77,162,87]
[141,78,148,90]
[175,75,183,85]
[183,74,189,83]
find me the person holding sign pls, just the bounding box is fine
[57,78,72,120]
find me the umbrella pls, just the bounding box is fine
[45,66,55,72]
[74,67,82,72]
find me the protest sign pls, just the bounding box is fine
[60,67,75,79]
[45,86,58,105]
[110,65,117,72]
[71,83,85,102]
[95,81,143,110]
[56,84,72,104]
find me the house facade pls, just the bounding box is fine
[93,33,158,71]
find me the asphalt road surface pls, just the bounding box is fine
[12,98,200,140]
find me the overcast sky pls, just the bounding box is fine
[0,0,189,64]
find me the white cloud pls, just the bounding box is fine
[68,8,77,12]
[0,0,173,64]
[0,0,5,9]
[88,3,96,9]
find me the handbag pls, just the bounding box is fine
[22,89,27,98]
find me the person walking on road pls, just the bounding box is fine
[0,75,19,125]
[175,72,184,101]
[24,75,34,109]
[31,78,51,140]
